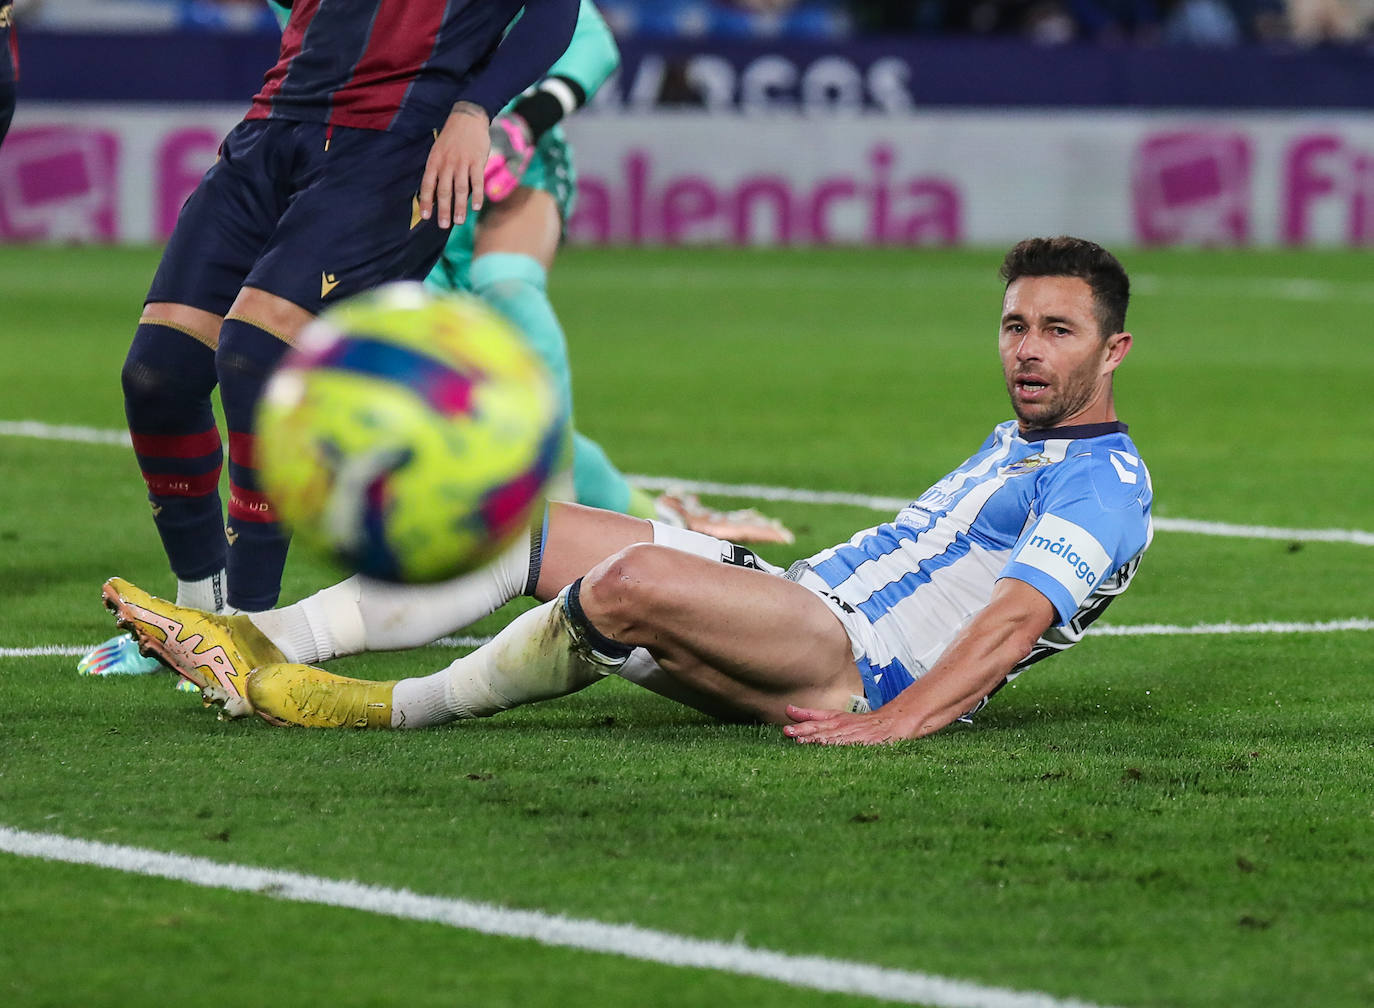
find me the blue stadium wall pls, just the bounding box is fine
[6,30,1374,247]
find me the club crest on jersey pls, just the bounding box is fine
[1002,452,1056,475]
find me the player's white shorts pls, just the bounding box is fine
[649,519,923,711]
[784,560,924,710]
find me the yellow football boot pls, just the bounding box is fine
[101,576,285,718]
[247,664,397,729]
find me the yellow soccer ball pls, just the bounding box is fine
[256,283,564,582]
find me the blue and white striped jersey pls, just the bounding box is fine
[794,420,1152,707]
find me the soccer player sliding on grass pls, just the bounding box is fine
[103,237,1154,746]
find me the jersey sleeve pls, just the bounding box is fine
[1000,448,1152,625]
[458,0,580,120]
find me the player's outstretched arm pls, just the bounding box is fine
[783,579,1056,746]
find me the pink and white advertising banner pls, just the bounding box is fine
[3,103,1374,247]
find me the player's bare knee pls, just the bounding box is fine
[229,288,314,344]
[579,543,677,641]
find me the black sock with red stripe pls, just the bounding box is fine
[122,321,227,582]
[218,317,292,612]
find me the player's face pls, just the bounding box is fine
[999,275,1129,430]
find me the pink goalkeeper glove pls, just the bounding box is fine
[483,113,535,203]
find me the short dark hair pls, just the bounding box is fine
[999,236,1130,337]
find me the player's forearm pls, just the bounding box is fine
[886,603,1048,738]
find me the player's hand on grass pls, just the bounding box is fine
[782,704,917,746]
[484,113,535,202]
[422,101,491,228]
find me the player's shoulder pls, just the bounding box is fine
[1025,423,1145,507]
[1056,428,1150,511]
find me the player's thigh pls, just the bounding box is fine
[588,544,861,703]
[246,126,449,314]
[140,303,224,348]
[523,124,577,223]
[534,501,654,599]
[228,287,315,344]
[470,128,574,268]
[146,119,287,317]
[472,187,561,268]
[426,216,478,293]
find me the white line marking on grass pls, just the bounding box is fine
[1,826,1114,1008]
[1086,618,1374,637]
[10,619,1369,662]
[4,421,1372,547]
[630,476,1374,547]
[1146,517,1374,547]
[0,419,132,446]
[2,646,94,658]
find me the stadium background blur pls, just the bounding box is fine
[12,0,1374,43]
[5,0,1374,251]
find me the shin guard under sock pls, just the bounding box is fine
[122,320,227,580]
[217,316,292,611]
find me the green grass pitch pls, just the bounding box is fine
[0,243,1371,1007]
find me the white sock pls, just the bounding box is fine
[357,530,535,651]
[390,589,621,727]
[240,529,535,665]
[247,577,367,665]
[176,570,226,613]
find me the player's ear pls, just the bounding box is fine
[1103,331,1132,373]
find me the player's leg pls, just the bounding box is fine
[215,286,313,612]
[225,123,452,612]
[241,503,840,728]
[122,302,229,609]
[246,530,858,729]
[82,302,228,677]
[84,123,286,676]
[247,501,653,664]
[382,506,850,726]
[104,500,652,716]
[572,544,863,721]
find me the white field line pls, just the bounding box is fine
[0,419,133,446]
[4,419,1370,548]
[0,826,1113,1008]
[5,619,1371,661]
[628,476,1374,547]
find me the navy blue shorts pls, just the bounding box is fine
[148,118,451,316]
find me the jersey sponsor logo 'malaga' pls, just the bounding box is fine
[1016,512,1113,603]
[1026,532,1099,582]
